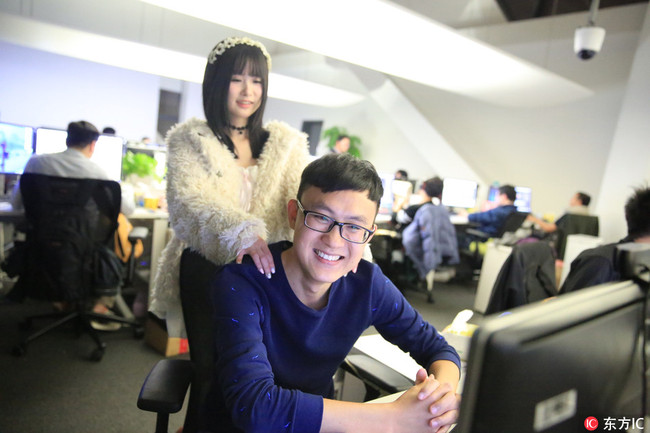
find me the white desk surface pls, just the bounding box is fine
[131,206,169,219]
[353,333,468,393]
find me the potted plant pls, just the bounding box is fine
[322,126,362,158]
[122,151,160,182]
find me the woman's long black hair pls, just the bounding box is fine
[202,42,270,158]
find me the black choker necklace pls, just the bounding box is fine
[228,124,247,135]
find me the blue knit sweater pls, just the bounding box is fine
[204,241,461,433]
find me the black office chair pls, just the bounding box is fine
[484,240,558,314]
[139,248,216,433]
[10,173,144,361]
[554,214,599,260]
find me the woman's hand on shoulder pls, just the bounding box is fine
[236,237,275,279]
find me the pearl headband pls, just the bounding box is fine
[207,37,272,70]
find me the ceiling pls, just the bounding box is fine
[496,0,648,21]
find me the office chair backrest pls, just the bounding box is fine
[19,173,121,301]
[485,240,557,314]
[555,214,599,260]
[495,211,529,238]
[179,248,220,433]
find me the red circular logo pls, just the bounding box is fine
[584,417,598,431]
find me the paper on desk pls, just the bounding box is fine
[355,334,467,395]
[353,334,421,381]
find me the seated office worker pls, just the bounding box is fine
[204,154,461,433]
[12,120,135,217]
[11,120,135,327]
[561,186,650,293]
[526,191,592,233]
[458,184,517,237]
[402,177,459,281]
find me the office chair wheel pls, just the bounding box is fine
[12,344,26,357]
[89,347,105,362]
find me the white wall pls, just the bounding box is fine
[0,41,160,140]
[595,4,650,242]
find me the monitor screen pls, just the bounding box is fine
[378,173,395,215]
[487,185,500,202]
[0,121,34,175]
[35,127,124,181]
[514,185,532,212]
[441,178,478,209]
[456,277,646,432]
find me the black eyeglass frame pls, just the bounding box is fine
[296,199,375,244]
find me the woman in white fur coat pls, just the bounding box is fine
[149,37,310,339]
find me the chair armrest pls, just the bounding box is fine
[341,353,414,395]
[465,228,490,240]
[138,358,193,414]
[128,226,149,243]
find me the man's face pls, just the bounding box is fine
[335,137,351,153]
[569,193,581,207]
[286,187,376,290]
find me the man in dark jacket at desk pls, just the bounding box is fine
[459,184,517,236]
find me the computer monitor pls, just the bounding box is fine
[35,127,124,181]
[455,246,648,433]
[487,185,499,202]
[0,121,34,175]
[378,173,395,215]
[514,185,532,212]
[441,178,478,209]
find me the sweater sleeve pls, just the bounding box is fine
[371,270,461,372]
[165,122,266,264]
[468,207,502,225]
[212,266,323,433]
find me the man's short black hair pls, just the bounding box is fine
[336,134,350,142]
[297,154,384,212]
[624,186,650,240]
[499,184,516,202]
[66,121,99,148]
[423,177,444,199]
[576,192,591,206]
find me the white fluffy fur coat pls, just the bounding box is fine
[150,118,309,319]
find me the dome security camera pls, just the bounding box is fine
[574,25,606,60]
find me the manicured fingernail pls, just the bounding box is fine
[271,267,276,274]
[266,273,272,279]
[259,268,264,274]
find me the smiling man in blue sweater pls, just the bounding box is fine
[204,153,461,433]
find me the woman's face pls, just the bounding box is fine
[227,63,263,126]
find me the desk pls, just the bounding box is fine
[130,207,169,292]
[353,333,468,393]
[0,202,24,262]
[358,333,468,432]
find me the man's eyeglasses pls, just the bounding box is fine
[296,200,375,244]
